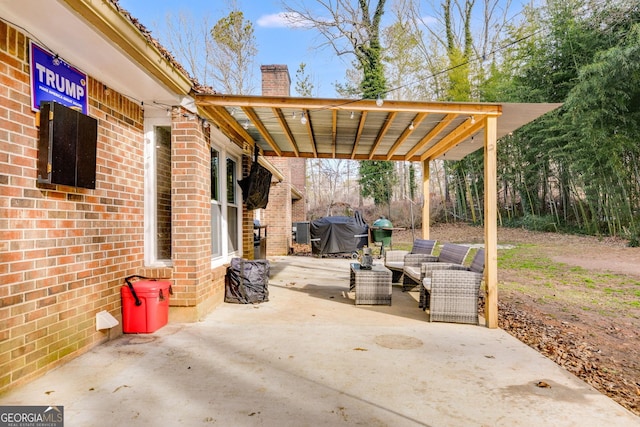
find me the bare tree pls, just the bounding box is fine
[399,0,517,100]
[156,1,257,94]
[161,11,213,86]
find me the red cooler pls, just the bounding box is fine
[121,277,172,333]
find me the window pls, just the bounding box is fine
[226,157,239,253]
[144,121,172,266]
[211,148,221,257]
[210,144,241,261]
[155,126,172,261]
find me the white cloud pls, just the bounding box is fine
[420,15,438,27]
[256,12,312,29]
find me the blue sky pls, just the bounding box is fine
[118,0,349,97]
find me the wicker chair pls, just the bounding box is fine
[402,243,470,291]
[384,239,437,283]
[420,249,485,325]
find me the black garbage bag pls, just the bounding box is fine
[225,258,270,304]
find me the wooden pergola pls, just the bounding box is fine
[195,94,561,328]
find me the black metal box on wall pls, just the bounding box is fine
[37,101,98,189]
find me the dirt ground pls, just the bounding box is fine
[393,223,640,416]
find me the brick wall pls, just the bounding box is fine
[0,22,226,392]
[0,22,146,392]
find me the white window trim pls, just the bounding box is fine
[210,131,243,269]
[226,155,241,257]
[144,117,172,267]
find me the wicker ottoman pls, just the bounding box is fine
[350,263,392,305]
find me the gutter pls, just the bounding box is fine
[62,0,194,96]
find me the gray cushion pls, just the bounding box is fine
[404,266,421,282]
[438,243,470,265]
[411,239,436,255]
[385,261,405,271]
[469,249,485,274]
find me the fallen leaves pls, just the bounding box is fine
[497,301,639,416]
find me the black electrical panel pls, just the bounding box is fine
[37,101,97,189]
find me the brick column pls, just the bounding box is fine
[263,157,293,255]
[290,158,307,222]
[170,111,213,321]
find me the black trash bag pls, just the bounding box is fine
[225,258,270,304]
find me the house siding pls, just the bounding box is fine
[0,21,225,393]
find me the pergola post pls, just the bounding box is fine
[422,159,430,239]
[484,116,499,328]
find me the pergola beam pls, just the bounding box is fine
[198,105,254,148]
[368,111,396,160]
[404,113,457,160]
[302,109,318,157]
[242,107,282,156]
[484,116,498,328]
[422,159,430,239]
[272,107,300,157]
[350,111,368,159]
[386,112,428,160]
[420,117,486,162]
[197,94,503,116]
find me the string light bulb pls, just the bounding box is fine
[376,94,384,107]
[350,111,354,119]
[470,115,476,124]
[243,120,250,129]
[409,121,415,130]
[300,111,307,125]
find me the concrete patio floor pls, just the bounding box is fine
[1,256,638,426]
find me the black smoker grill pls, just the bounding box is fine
[310,213,369,258]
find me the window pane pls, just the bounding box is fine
[211,148,221,257]
[211,148,219,201]
[226,157,238,253]
[155,126,171,260]
[227,206,238,252]
[211,203,221,257]
[226,158,236,204]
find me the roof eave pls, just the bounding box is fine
[63,0,193,96]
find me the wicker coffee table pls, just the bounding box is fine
[350,263,392,305]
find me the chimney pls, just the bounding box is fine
[261,65,291,96]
